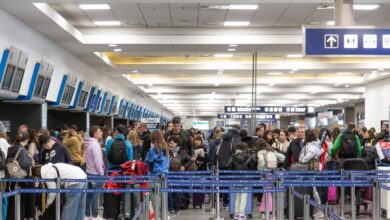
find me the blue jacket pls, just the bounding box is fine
[106,134,133,169]
[145,147,169,175]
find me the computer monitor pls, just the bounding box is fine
[66,87,75,104]
[34,75,44,97]
[1,65,15,90]
[90,94,96,110]
[41,78,50,98]
[104,99,110,112]
[11,67,24,92]
[61,85,69,103]
[112,101,117,114]
[97,97,102,110]
[81,92,88,107]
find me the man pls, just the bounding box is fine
[287,126,297,141]
[57,124,69,142]
[139,123,151,161]
[165,117,194,158]
[40,163,87,220]
[382,124,389,139]
[331,123,362,161]
[62,125,83,166]
[284,126,305,169]
[18,124,28,133]
[106,124,133,169]
[39,131,72,164]
[85,125,105,219]
[253,124,266,141]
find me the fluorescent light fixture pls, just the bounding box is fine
[211,91,216,95]
[228,4,258,10]
[257,91,262,94]
[229,44,238,47]
[224,21,250,27]
[336,72,352,75]
[287,54,303,58]
[267,72,283,75]
[94,21,121,26]
[345,85,350,88]
[326,21,335,26]
[132,70,138,73]
[214,53,233,58]
[353,4,379,10]
[108,44,117,47]
[218,69,224,72]
[310,92,317,95]
[378,68,385,71]
[79,4,110,10]
[217,72,224,75]
[113,48,122,52]
[148,83,153,87]
[334,83,340,86]
[269,83,275,86]
[228,48,236,52]
[289,71,295,74]
[157,92,162,95]
[214,83,220,86]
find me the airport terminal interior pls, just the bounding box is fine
[1,0,390,219]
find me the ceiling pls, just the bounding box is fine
[1,0,390,116]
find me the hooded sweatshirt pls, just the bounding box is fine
[85,137,105,175]
[299,140,324,163]
[0,138,9,178]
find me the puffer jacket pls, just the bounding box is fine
[217,129,241,169]
[299,140,324,163]
[257,149,285,170]
[231,150,252,170]
[145,147,169,175]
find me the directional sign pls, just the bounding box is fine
[224,106,313,114]
[305,27,390,56]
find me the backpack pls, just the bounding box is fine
[6,148,28,178]
[170,155,182,171]
[339,132,357,158]
[0,149,5,170]
[108,138,128,164]
[265,151,277,169]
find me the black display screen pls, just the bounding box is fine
[61,85,69,103]
[66,87,75,104]
[97,97,102,110]
[112,102,117,113]
[11,68,24,92]
[2,65,15,90]
[77,91,85,107]
[34,75,44,96]
[81,92,88,107]
[90,94,96,110]
[41,78,50,98]
[104,99,110,112]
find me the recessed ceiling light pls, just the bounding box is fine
[211,91,216,95]
[157,92,162,95]
[378,68,385,71]
[287,54,303,58]
[228,4,258,10]
[79,4,110,10]
[224,21,250,27]
[218,69,224,72]
[217,72,224,75]
[336,72,352,75]
[94,21,121,26]
[269,83,275,86]
[228,48,236,52]
[267,72,283,75]
[289,71,295,74]
[345,85,350,88]
[353,4,380,11]
[229,44,238,47]
[108,44,117,47]
[310,92,317,95]
[214,83,220,86]
[257,91,262,94]
[113,48,122,52]
[132,70,138,73]
[334,83,340,86]
[214,53,234,58]
[148,83,153,87]
[326,21,335,26]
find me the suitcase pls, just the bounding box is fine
[229,191,253,218]
[293,187,313,219]
[327,186,338,204]
[193,192,205,209]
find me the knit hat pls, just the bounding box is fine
[0,122,6,134]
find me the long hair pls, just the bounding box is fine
[304,130,317,145]
[254,139,274,160]
[128,131,141,146]
[150,130,169,155]
[14,131,29,146]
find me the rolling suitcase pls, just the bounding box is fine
[327,186,338,204]
[193,192,205,209]
[293,187,313,219]
[229,191,253,218]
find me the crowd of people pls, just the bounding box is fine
[0,117,389,220]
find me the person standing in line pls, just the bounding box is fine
[139,123,151,161]
[128,131,143,160]
[105,124,133,169]
[62,125,83,167]
[0,122,10,220]
[39,131,72,165]
[85,126,105,219]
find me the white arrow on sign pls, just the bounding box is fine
[327,36,337,47]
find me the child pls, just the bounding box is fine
[257,139,285,219]
[231,142,253,220]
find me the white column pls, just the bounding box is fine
[111,116,114,128]
[334,0,354,26]
[41,103,48,129]
[365,78,390,131]
[86,112,90,133]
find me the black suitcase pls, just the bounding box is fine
[293,187,313,219]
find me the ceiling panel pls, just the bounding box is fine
[170,3,198,27]
[111,3,146,27]
[303,9,332,25]
[355,4,390,25]
[275,3,319,27]
[251,3,289,27]
[225,10,256,22]
[139,3,172,27]
[83,9,116,22]
[51,3,95,27]
[198,4,227,27]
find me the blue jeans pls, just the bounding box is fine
[61,182,87,220]
[168,193,181,212]
[86,174,103,217]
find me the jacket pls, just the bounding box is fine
[208,139,221,167]
[169,146,192,171]
[272,140,290,154]
[62,134,83,163]
[41,141,72,165]
[140,130,151,161]
[299,141,323,163]
[85,137,105,175]
[120,161,149,195]
[284,138,304,169]
[145,147,169,175]
[106,134,133,169]
[6,144,32,177]
[331,132,362,158]
[0,138,9,178]
[166,129,194,157]
[257,150,285,170]
[231,150,252,170]
[217,129,241,169]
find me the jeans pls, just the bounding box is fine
[61,182,87,220]
[168,193,181,212]
[86,174,103,217]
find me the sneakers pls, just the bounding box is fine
[313,211,325,219]
[260,213,265,219]
[233,213,247,220]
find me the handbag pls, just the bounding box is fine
[7,148,28,178]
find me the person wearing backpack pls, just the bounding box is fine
[0,122,10,220]
[257,139,285,219]
[106,124,133,169]
[331,123,362,167]
[5,131,33,220]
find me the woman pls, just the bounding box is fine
[6,131,33,220]
[208,132,224,169]
[272,130,290,154]
[0,122,10,219]
[193,135,207,170]
[332,127,341,144]
[27,129,39,165]
[263,130,274,146]
[128,131,142,160]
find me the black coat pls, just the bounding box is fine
[166,129,194,157]
[217,129,241,169]
[284,138,304,169]
[141,130,151,161]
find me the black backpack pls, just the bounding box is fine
[108,138,128,164]
[340,132,357,158]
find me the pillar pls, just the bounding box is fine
[334,0,354,26]
[41,102,48,129]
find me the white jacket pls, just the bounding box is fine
[0,138,9,178]
[299,141,323,163]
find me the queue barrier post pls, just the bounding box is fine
[277,179,284,220]
[0,191,3,220]
[144,193,150,220]
[303,194,310,220]
[324,203,329,220]
[264,173,270,220]
[272,187,276,220]
[350,173,356,220]
[15,185,20,220]
[161,174,168,220]
[56,177,61,220]
[288,187,294,220]
[340,169,345,219]
[373,178,381,220]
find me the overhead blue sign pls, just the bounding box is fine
[305,27,390,55]
[224,106,312,114]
